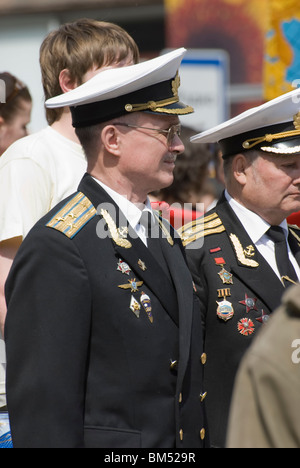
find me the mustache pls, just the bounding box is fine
[164,153,178,163]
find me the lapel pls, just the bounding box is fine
[216,195,285,311]
[159,234,194,385]
[78,174,195,390]
[78,174,180,325]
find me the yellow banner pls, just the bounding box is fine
[264,0,300,100]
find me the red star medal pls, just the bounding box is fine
[239,294,258,313]
[256,310,270,324]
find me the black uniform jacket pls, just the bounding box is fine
[5,174,208,449]
[180,194,300,448]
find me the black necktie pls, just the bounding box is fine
[267,226,298,286]
[139,211,171,278]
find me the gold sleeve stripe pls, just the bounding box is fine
[46,192,97,238]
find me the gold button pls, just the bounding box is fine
[179,393,183,403]
[200,428,206,440]
[170,360,178,371]
[200,391,207,402]
[201,353,207,365]
[179,429,184,441]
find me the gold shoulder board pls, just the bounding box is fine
[179,212,225,247]
[289,225,300,246]
[46,192,97,239]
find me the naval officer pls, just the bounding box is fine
[179,88,300,447]
[5,49,208,448]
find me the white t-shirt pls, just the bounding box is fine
[0,126,87,241]
[0,126,86,405]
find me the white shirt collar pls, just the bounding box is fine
[92,177,154,230]
[225,190,289,243]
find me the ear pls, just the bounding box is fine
[59,69,78,93]
[232,154,249,186]
[101,125,121,157]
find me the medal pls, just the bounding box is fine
[237,318,255,336]
[118,278,143,293]
[117,259,131,275]
[218,267,233,285]
[140,291,153,323]
[239,294,258,313]
[216,288,234,322]
[214,257,233,285]
[256,310,270,324]
[130,296,141,318]
[138,259,147,271]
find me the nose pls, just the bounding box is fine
[292,161,300,185]
[169,134,185,155]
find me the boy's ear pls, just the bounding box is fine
[59,69,78,93]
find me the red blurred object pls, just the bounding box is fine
[287,212,300,227]
[151,201,203,230]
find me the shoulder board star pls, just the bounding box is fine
[178,212,225,247]
[46,192,97,239]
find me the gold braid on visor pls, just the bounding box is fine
[243,112,300,150]
[125,98,194,115]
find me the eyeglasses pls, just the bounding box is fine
[113,122,182,148]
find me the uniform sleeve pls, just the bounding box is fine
[227,339,300,448]
[5,226,92,448]
[0,159,52,241]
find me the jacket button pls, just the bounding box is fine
[170,360,178,371]
[179,429,184,441]
[201,353,207,365]
[179,392,183,404]
[200,428,206,440]
[199,391,207,402]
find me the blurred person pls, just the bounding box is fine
[227,284,300,448]
[0,71,31,449]
[150,126,212,229]
[5,50,208,448]
[180,89,300,447]
[0,72,32,156]
[0,19,139,337]
[0,18,139,446]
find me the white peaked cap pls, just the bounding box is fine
[191,87,300,158]
[45,48,194,127]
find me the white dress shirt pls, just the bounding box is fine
[225,191,300,282]
[93,178,154,247]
